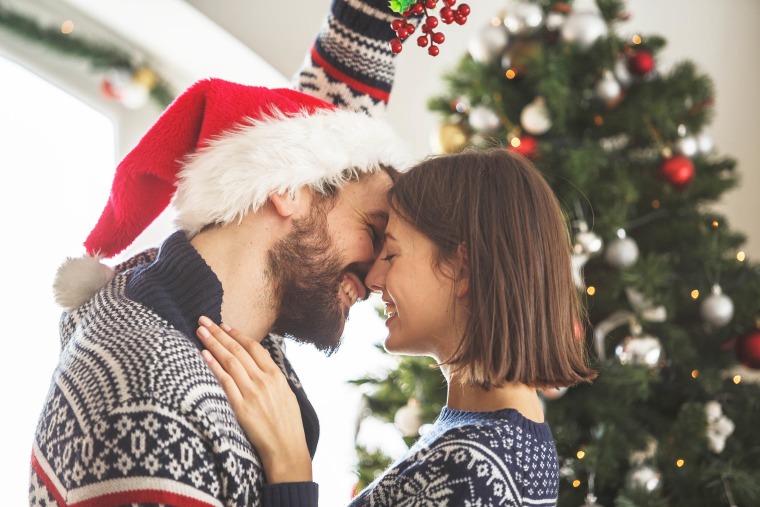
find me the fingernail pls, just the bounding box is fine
[201,349,212,363]
[197,326,211,339]
[199,315,213,327]
[221,322,232,332]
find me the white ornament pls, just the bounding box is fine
[624,464,662,492]
[625,288,667,322]
[468,105,501,132]
[571,251,589,289]
[700,284,734,327]
[595,70,622,103]
[604,229,639,268]
[614,58,633,87]
[697,131,714,154]
[503,3,544,36]
[705,400,735,454]
[546,12,566,31]
[468,25,509,64]
[675,135,699,157]
[520,97,552,135]
[394,399,423,437]
[120,82,150,109]
[561,12,608,51]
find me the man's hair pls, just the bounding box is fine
[388,149,596,390]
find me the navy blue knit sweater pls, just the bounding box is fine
[350,407,560,506]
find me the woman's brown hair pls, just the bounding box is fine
[388,148,596,389]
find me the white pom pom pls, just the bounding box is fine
[53,256,115,311]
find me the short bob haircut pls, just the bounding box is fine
[388,148,596,390]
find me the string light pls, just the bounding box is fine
[632,35,642,45]
[506,69,517,79]
[576,450,586,459]
[711,220,719,228]
[61,20,74,34]
[676,459,685,468]
[510,137,521,148]
[651,199,660,209]
[491,17,502,27]
[733,375,742,384]
[594,115,604,126]
[691,289,700,300]
[737,251,746,262]
[572,480,581,488]
[586,286,596,296]
[691,369,699,379]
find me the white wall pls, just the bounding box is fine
[186,0,760,258]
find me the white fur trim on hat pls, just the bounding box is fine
[173,107,410,236]
[53,256,115,311]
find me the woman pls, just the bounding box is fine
[197,148,596,505]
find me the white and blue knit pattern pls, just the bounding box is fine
[351,408,560,506]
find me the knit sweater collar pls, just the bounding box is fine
[126,230,223,347]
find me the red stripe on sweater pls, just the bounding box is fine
[31,451,67,507]
[70,490,218,507]
[310,46,390,103]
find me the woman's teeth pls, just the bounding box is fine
[384,303,397,318]
[341,281,359,305]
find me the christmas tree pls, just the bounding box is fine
[352,1,760,505]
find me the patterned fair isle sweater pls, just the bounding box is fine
[30,232,320,506]
[350,408,560,506]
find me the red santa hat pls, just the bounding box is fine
[54,78,408,310]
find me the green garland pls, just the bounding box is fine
[0,3,174,108]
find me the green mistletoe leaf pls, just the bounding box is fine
[389,0,415,14]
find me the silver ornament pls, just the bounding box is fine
[614,58,633,87]
[394,399,423,437]
[595,70,622,102]
[546,11,565,31]
[575,220,603,254]
[705,400,735,454]
[520,97,552,135]
[468,24,509,64]
[615,334,664,369]
[624,464,662,492]
[571,251,589,290]
[561,12,608,51]
[503,3,544,36]
[675,135,699,157]
[604,229,639,268]
[697,131,714,154]
[700,284,734,327]
[468,105,501,132]
[677,124,687,137]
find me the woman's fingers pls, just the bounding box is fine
[220,323,282,376]
[197,316,264,382]
[200,349,243,407]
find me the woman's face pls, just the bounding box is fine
[365,211,464,359]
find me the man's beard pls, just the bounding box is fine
[267,207,348,355]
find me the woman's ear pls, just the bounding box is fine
[454,243,469,299]
[269,188,310,218]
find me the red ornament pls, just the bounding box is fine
[508,135,538,158]
[659,155,695,189]
[628,49,655,76]
[736,329,760,369]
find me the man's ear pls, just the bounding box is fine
[269,188,310,218]
[454,243,469,299]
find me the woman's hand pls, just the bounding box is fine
[196,316,312,483]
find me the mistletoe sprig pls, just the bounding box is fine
[388,0,471,57]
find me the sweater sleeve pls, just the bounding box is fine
[262,482,319,507]
[293,0,402,116]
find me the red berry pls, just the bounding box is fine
[405,22,415,34]
[426,15,439,28]
[391,19,404,31]
[412,2,424,15]
[457,3,470,16]
[455,14,467,25]
[421,23,431,34]
[444,0,456,5]
[417,35,429,47]
[432,32,445,44]
[428,45,440,56]
[441,6,453,17]
[425,0,437,8]
[390,38,403,54]
[402,9,411,17]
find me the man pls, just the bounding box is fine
[29,1,409,505]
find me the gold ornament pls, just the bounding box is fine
[131,66,157,91]
[437,123,469,153]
